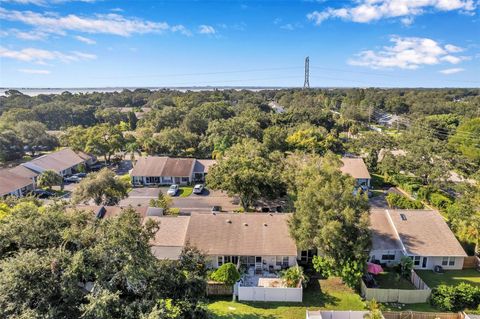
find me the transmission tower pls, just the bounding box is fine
[303,56,310,89]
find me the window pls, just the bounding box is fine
[442,257,455,266]
[381,254,396,261]
[442,257,449,266]
[224,256,231,263]
[255,256,262,263]
[411,256,421,266]
[181,177,189,182]
[276,256,283,266]
[217,256,223,267]
[282,256,289,267]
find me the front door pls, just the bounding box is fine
[255,256,262,272]
[422,257,428,268]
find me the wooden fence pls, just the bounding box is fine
[410,270,430,290]
[206,281,233,296]
[361,271,431,304]
[463,256,480,269]
[382,311,463,319]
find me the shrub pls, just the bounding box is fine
[386,193,424,209]
[428,192,453,210]
[399,256,413,278]
[431,283,480,311]
[209,263,240,286]
[280,265,308,288]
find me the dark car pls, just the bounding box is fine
[211,206,222,213]
[74,172,87,178]
[31,189,55,199]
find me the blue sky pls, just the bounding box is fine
[0,0,479,88]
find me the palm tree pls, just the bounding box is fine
[37,169,63,191]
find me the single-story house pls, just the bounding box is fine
[130,157,216,186]
[369,209,467,270]
[9,165,39,183]
[340,157,371,187]
[21,148,89,177]
[148,212,299,270]
[0,169,35,197]
[73,205,149,219]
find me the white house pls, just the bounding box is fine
[21,148,90,177]
[130,157,216,186]
[369,209,467,270]
[147,212,299,271]
[340,157,371,187]
[0,169,35,197]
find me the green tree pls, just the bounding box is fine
[449,118,480,164]
[15,121,57,156]
[210,263,241,286]
[288,153,370,288]
[37,169,63,191]
[0,129,24,161]
[73,168,128,205]
[85,124,125,163]
[206,139,284,211]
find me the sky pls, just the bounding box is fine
[0,0,479,88]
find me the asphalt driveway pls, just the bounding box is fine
[119,187,240,212]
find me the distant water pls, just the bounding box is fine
[0,86,287,96]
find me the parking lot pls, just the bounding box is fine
[119,187,240,212]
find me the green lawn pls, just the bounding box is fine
[178,187,193,197]
[208,277,367,319]
[416,269,480,288]
[375,271,416,290]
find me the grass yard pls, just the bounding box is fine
[375,271,416,290]
[416,269,480,288]
[208,277,367,319]
[178,187,193,197]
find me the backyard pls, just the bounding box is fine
[416,269,480,288]
[375,271,416,290]
[208,277,367,319]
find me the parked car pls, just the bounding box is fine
[211,205,222,213]
[89,163,106,171]
[31,189,55,199]
[64,175,82,183]
[74,172,87,178]
[167,184,179,196]
[193,184,204,194]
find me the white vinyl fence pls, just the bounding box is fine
[237,285,302,302]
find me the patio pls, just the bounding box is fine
[240,267,284,287]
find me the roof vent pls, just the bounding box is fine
[269,213,273,216]
[400,213,407,221]
[212,212,216,215]
[243,223,248,226]
[263,223,268,227]
[226,219,232,224]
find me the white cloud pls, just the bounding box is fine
[439,68,464,74]
[0,8,186,37]
[307,0,476,25]
[348,36,468,69]
[74,35,96,44]
[171,25,192,36]
[18,68,50,74]
[198,24,216,34]
[0,46,96,64]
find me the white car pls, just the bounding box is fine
[193,184,204,194]
[167,184,179,196]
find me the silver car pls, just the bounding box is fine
[167,184,179,196]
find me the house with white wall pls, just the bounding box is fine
[21,148,90,177]
[130,156,215,186]
[369,209,467,270]
[0,169,35,197]
[340,157,371,188]
[147,212,299,271]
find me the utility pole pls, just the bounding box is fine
[303,56,310,89]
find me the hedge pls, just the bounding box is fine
[386,193,424,209]
[430,283,480,311]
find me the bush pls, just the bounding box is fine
[428,192,453,210]
[209,263,240,286]
[431,283,480,311]
[280,265,308,288]
[386,193,424,209]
